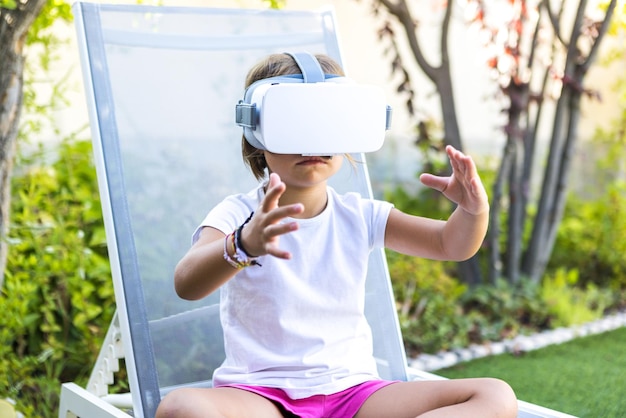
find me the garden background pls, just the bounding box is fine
[0,0,625,416]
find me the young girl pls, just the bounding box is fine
[156,53,518,418]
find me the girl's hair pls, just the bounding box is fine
[241,53,346,180]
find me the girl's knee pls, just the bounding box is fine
[481,378,518,417]
[155,389,184,418]
[156,388,210,418]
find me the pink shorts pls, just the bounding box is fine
[224,380,398,418]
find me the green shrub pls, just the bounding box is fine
[551,112,626,291]
[383,180,454,221]
[0,139,115,416]
[551,183,626,290]
[384,180,474,355]
[387,250,469,355]
[384,149,626,356]
[541,268,615,327]
[461,278,551,340]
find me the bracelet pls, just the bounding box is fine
[223,213,261,269]
[223,232,242,269]
[236,212,256,257]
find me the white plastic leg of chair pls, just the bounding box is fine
[58,383,132,418]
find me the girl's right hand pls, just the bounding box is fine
[241,172,303,259]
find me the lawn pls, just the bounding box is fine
[437,326,626,417]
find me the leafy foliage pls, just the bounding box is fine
[19,0,73,143]
[383,181,470,354]
[461,278,551,341]
[551,185,626,290]
[0,0,17,9]
[0,139,115,416]
[388,250,469,356]
[386,163,626,355]
[550,115,626,291]
[541,268,614,327]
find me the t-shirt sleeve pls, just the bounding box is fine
[367,198,394,249]
[191,195,256,245]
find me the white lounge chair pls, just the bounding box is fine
[59,3,577,417]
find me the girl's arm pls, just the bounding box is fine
[174,173,302,300]
[174,227,237,300]
[384,146,489,261]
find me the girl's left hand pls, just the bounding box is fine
[419,145,489,215]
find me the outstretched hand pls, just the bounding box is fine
[240,172,303,260]
[419,146,489,216]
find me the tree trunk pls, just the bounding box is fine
[0,0,47,288]
[377,0,482,284]
[436,70,463,152]
[523,0,616,282]
[488,140,512,283]
[370,0,617,286]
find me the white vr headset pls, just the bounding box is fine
[235,52,391,155]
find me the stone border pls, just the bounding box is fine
[409,310,626,372]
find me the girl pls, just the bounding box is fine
[156,53,517,418]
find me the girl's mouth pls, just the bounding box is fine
[297,156,332,165]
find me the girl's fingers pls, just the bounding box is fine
[262,174,304,222]
[448,146,473,177]
[262,173,285,213]
[264,220,299,238]
[263,222,300,259]
[263,203,303,225]
[419,173,449,193]
[250,172,305,259]
[448,146,479,187]
[265,245,292,260]
[446,146,462,173]
[471,177,485,198]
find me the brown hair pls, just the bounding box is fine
[241,53,346,180]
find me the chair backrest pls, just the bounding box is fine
[73,3,408,417]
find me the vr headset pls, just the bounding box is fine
[235,52,391,155]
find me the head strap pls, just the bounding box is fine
[284,52,325,83]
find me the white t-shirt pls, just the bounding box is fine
[194,183,393,399]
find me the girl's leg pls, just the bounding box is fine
[356,378,518,418]
[155,387,285,418]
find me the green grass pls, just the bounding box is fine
[437,327,626,417]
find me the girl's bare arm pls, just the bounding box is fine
[385,146,489,261]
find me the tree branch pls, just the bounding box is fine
[581,0,617,72]
[378,0,439,82]
[541,0,568,47]
[440,1,453,69]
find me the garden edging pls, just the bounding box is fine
[409,310,626,372]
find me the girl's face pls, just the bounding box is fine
[263,152,344,190]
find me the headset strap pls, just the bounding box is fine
[284,52,325,83]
